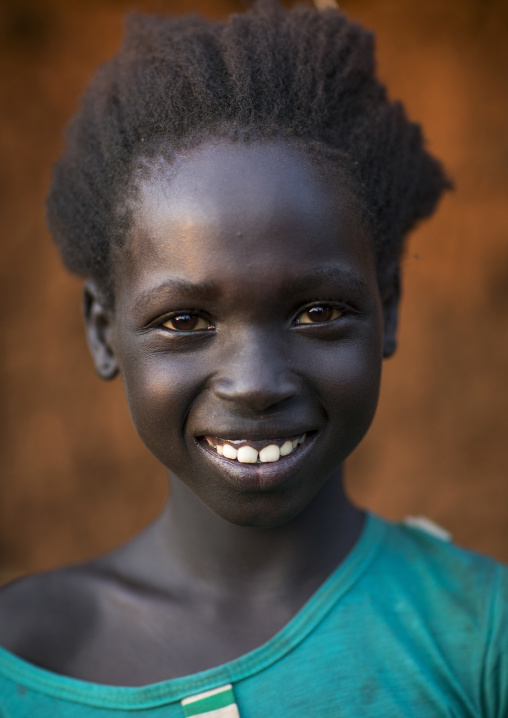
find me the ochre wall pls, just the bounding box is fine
[1,0,507,584]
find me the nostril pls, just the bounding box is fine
[212,374,300,411]
[212,334,301,410]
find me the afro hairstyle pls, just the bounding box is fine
[46,0,451,306]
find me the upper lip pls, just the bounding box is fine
[196,428,314,441]
[191,407,322,443]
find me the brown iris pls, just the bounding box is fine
[297,306,342,324]
[163,314,212,331]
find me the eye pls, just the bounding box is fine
[295,305,343,325]
[162,313,214,332]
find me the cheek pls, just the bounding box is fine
[310,336,383,440]
[118,354,197,455]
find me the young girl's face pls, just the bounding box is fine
[98,140,388,527]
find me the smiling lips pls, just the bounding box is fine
[204,434,307,464]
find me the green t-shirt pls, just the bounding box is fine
[0,513,506,717]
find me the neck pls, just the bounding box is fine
[153,468,364,596]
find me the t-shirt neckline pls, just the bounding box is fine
[0,512,386,709]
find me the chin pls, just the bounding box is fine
[209,493,311,529]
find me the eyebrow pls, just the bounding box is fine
[133,265,371,311]
[286,266,371,297]
[134,278,218,310]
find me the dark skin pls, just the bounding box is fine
[0,140,399,685]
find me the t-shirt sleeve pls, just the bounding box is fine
[483,564,508,718]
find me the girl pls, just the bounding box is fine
[0,1,506,715]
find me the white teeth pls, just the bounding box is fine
[237,446,258,463]
[280,440,293,456]
[259,444,280,462]
[208,433,308,463]
[222,444,238,460]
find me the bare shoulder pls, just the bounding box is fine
[0,520,185,682]
[0,562,102,669]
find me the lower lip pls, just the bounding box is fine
[195,434,317,492]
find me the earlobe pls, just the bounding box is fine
[382,273,400,359]
[83,281,119,380]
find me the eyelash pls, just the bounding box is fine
[160,312,215,332]
[293,303,347,326]
[156,302,350,333]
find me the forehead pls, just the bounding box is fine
[118,140,376,301]
[134,140,352,225]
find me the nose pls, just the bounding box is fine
[211,328,300,412]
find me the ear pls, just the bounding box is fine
[83,281,119,380]
[381,273,400,359]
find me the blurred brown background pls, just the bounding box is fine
[0,0,507,585]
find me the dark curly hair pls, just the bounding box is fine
[46,0,450,306]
